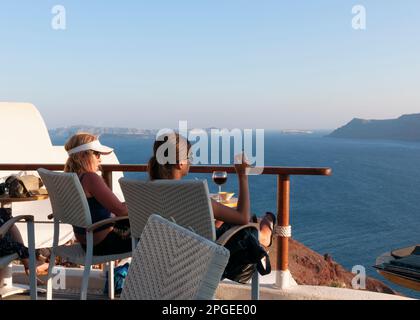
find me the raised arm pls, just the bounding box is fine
[211,154,251,225]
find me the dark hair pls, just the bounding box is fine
[148,133,191,180]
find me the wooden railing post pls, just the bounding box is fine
[277,174,290,271]
[102,169,113,190]
[275,174,296,289]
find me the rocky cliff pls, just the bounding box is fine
[268,238,397,295]
[328,114,420,142]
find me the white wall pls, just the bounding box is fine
[0,102,125,247]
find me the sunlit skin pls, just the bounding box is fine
[92,151,102,172]
[84,151,102,198]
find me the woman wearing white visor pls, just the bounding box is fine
[64,133,131,256]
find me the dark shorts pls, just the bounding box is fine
[82,219,132,256]
[0,208,29,260]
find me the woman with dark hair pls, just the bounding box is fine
[147,132,275,249]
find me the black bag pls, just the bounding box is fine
[219,224,271,284]
[3,175,44,198]
[0,208,12,225]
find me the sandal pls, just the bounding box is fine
[259,212,276,250]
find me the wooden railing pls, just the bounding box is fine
[0,163,332,285]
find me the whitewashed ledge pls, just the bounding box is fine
[216,272,414,300]
[10,266,414,300]
[215,282,413,300]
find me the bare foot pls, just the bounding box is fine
[35,262,49,275]
[22,258,49,285]
[24,267,47,286]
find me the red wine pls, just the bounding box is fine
[213,177,227,185]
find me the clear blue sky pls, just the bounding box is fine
[1,0,420,129]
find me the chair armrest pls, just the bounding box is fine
[86,216,129,233]
[0,215,34,239]
[216,222,259,246]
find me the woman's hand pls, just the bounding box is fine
[234,153,250,176]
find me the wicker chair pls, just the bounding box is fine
[121,214,229,300]
[119,178,261,299]
[0,215,37,300]
[38,168,131,300]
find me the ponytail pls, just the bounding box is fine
[147,155,174,180]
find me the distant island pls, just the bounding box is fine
[49,125,158,139]
[280,129,314,135]
[49,126,266,139]
[328,114,420,141]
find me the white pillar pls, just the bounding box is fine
[273,270,298,289]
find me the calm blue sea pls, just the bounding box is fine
[51,132,420,298]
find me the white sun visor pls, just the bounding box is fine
[67,140,114,156]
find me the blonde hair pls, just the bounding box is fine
[64,133,98,174]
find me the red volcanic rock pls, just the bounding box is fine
[268,238,397,295]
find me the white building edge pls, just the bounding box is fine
[0,102,413,300]
[0,102,124,249]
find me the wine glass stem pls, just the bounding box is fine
[219,185,222,202]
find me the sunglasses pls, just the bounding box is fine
[91,151,101,159]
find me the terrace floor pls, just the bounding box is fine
[2,266,413,301]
